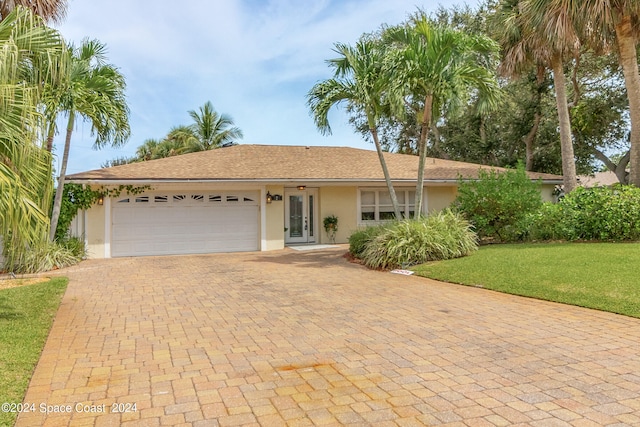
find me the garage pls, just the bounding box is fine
[111,192,259,257]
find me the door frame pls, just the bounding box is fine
[284,188,318,244]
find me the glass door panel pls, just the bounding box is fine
[285,192,308,244]
[289,195,304,238]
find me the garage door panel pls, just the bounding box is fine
[111,193,259,257]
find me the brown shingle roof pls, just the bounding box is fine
[67,144,563,183]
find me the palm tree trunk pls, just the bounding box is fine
[45,123,55,152]
[49,112,74,241]
[615,17,640,187]
[550,54,577,193]
[369,126,403,220]
[414,95,432,219]
[523,112,541,171]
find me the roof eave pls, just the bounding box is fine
[66,177,564,186]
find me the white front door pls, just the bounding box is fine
[285,189,317,244]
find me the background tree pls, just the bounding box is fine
[529,0,640,186]
[182,101,243,152]
[104,101,242,165]
[46,39,130,240]
[494,0,581,192]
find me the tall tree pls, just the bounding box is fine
[0,0,66,22]
[495,0,581,192]
[528,0,640,186]
[47,39,130,240]
[0,6,66,268]
[308,39,404,219]
[385,14,501,217]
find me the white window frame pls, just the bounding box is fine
[357,188,423,224]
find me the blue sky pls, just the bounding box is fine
[55,0,475,174]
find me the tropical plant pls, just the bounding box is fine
[46,38,130,241]
[0,7,66,270]
[0,0,67,22]
[494,0,580,193]
[308,39,404,219]
[384,13,501,217]
[359,210,478,269]
[348,225,386,258]
[182,101,243,152]
[322,215,338,243]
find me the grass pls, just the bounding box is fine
[412,242,640,318]
[0,278,67,427]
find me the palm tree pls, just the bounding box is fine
[135,138,161,161]
[495,0,580,192]
[0,0,67,22]
[47,39,130,240]
[308,39,403,219]
[385,15,501,217]
[526,0,640,186]
[0,6,66,268]
[182,101,243,152]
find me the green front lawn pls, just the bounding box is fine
[0,278,67,427]
[412,243,640,318]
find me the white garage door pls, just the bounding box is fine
[111,192,259,257]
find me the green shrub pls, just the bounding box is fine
[360,210,478,270]
[348,225,386,257]
[523,202,569,241]
[557,185,640,241]
[453,165,543,241]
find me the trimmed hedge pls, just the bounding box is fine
[527,185,640,241]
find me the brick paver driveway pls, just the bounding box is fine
[17,247,640,426]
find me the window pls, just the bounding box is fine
[154,195,168,203]
[358,189,417,222]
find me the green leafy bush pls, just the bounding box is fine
[348,225,386,257]
[360,210,478,270]
[454,165,543,241]
[528,185,640,241]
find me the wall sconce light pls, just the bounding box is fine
[266,191,273,204]
[297,185,306,190]
[97,195,104,205]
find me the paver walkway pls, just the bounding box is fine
[17,247,640,426]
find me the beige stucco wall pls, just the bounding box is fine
[319,186,357,244]
[85,203,106,259]
[426,186,458,213]
[264,185,285,250]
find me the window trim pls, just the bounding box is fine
[357,187,422,224]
